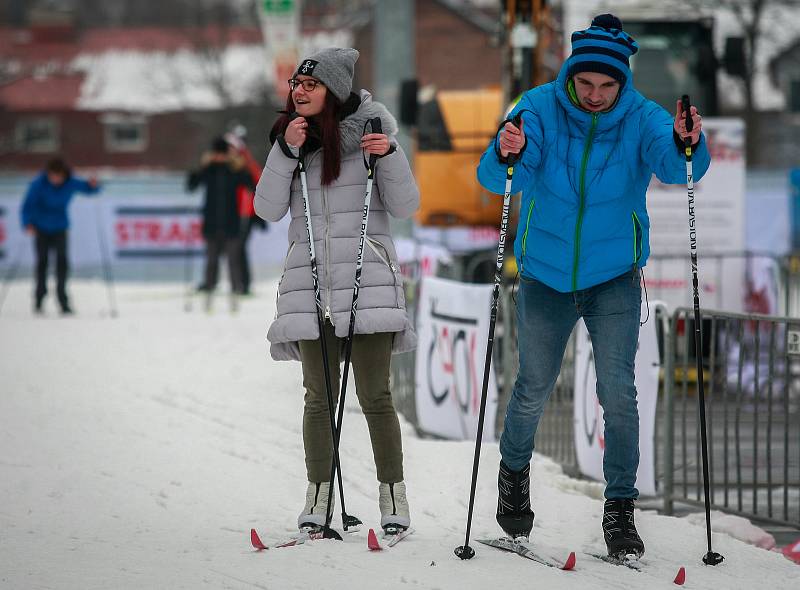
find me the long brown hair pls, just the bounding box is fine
[272,90,344,186]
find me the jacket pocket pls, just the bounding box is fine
[365,236,401,308]
[275,241,296,317]
[631,212,643,266]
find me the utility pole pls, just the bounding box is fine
[373,0,414,148]
[503,0,550,103]
[373,0,415,237]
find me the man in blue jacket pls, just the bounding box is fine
[477,14,709,559]
[20,158,100,314]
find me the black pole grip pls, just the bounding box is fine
[368,117,382,169]
[506,113,523,166]
[681,95,693,133]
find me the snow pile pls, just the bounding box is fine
[1,279,798,589]
[683,511,777,551]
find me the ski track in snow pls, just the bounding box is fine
[1,279,798,589]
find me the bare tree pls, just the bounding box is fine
[687,0,800,163]
[156,1,274,158]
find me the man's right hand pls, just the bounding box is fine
[25,225,36,236]
[284,116,308,148]
[499,119,525,158]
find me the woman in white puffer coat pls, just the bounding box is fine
[255,47,419,535]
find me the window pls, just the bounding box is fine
[15,117,59,152]
[101,113,148,152]
[790,79,800,113]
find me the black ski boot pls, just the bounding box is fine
[496,461,534,539]
[603,498,645,559]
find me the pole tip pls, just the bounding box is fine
[702,551,724,566]
[454,545,475,560]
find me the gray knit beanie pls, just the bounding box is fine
[294,47,359,102]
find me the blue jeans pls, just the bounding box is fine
[500,270,642,499]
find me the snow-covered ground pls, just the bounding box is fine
[1,279,798,589]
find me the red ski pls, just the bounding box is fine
[367,527,415,550]
[250,528,323,551]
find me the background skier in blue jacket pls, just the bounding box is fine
[477,14,709,560]
[20,158,101,314]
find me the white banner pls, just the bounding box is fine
[573,301,661,497]
[414,277,498,441]
[394,237,452,281]
[412,225,501,254]
[645,118,746,312]
[0,177,289,272]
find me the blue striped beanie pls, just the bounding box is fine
[566,14,639,85]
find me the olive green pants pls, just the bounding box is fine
[299,322,404,484]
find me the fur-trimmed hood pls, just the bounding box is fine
[338,90,399,155]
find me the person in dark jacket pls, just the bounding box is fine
[224,129,267,296]
[20,158,101,314]
[187,137,255,294]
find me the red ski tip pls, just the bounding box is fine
[367,528,382,551]
[562,551,577,570]
[674,566,686,585]
[250,528,267,551]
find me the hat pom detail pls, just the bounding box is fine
[591,13,623,31]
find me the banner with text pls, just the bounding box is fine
[414,276,497,441]
[0,189,289,272]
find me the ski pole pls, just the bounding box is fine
[455,113,521,560]
[681,94,723,566]
[0,234,26,316]
[183,209,196,313]
[94,197,118,318]
[328,116,384,531]
[295,133,346,540]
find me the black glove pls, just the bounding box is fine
[252,216,267,231]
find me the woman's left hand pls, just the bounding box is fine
[361,133,392,156]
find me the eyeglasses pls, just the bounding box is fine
[288,78,323,92]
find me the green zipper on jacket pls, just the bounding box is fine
[519,198,535,276]
[571,113,599,291]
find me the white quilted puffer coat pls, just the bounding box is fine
[255,90,419,361]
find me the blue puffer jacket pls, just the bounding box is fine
[477,64,711,293]
[20,173,100,233]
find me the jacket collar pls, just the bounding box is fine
[338,90,398,155]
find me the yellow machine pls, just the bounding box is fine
[414,87,504,227]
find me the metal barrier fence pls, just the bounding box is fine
[391,270,800,528]
[663,308,800,527]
